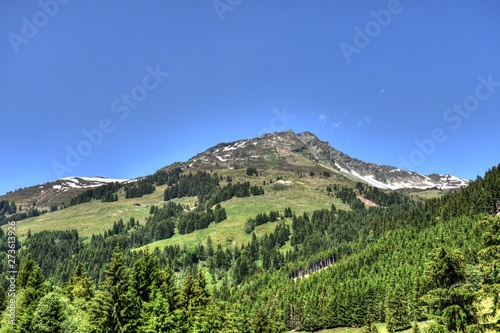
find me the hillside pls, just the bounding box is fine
[0,131,465,231]
[0,130,460,247]
[1,131,497,333]
[1,176,130,212]
[4,168,351,245]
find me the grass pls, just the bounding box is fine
[8,167,427,255]
[403,188,448,200]
[3,185,169,242]
[5,167,442,254]
[291,321,432,333]
[137,174,350,251]
[3,170,350,249]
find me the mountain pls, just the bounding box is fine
[1,130,497,333]
[175,130,469,190]
[2,176,130,209]
[1,130,468,209]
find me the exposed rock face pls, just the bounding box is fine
[182,130,469,190]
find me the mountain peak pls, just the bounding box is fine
[179,130,469,190]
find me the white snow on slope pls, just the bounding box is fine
[61,176,129,183]
[53,177,130,191]
[223,141,247,151]
[334,162,350,174]
[340,168,468,190]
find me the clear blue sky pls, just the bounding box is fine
[1,0,499,194]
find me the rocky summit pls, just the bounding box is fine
[179,130,469,190]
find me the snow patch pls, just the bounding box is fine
[334,162,350,174]
[275,180,293,186]
[61,176,129,184]
[79,177,129,183]
[349,170,444,190]
[223,141,247,151]
[54,176,130,190]
[65,181,81,188]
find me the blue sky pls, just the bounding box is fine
[1,0,499,194]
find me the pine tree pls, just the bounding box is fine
[18,253,44,290]
[66,262,94,301]
[13,256,46,333]
[31,292,66,333]
[130,248,159,302]
[140,287,177,333]
[89,246,139,333]
[176,269,211,331]
[421,246,479,332]
[385,284,411,331]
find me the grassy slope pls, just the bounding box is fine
[4,166,444,249]
[4,170,350,248]
[3,184,186,240]
[137,170,351,250]
[292,321,432,333]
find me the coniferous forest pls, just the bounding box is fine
[0,164,499,332]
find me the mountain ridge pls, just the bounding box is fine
[1,130,468,207]
[171,130,469,190]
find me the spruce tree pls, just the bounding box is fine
[176,269,211,331]
[385,284,411,331]
[140,288,177,333]
[14,256,46,333]
[302,296,318,331]
[89,246,139,333]
[66,262,94,301]
[18,253,43,290]
[18,258,46,308]
[421,246,479,332]
[130,248,159,303]
[31,292,66,333]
